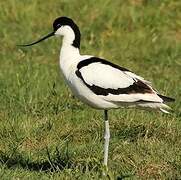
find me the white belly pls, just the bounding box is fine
[59,50,117,109]
[61,67,117,109]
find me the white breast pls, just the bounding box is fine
[59,53,117,109]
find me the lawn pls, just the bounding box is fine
[0,0,180,179]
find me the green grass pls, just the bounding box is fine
[0,0,181,179]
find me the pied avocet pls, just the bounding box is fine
[19,16,175,173]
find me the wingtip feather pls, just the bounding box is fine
[158,94,175,102]
[160,103,174,114]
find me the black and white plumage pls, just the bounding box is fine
[75,56,174,112]
[19,16,175,174]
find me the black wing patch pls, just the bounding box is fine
[77,57,129,71]
[76,57,153,96]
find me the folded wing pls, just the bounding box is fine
[76,57,163,103]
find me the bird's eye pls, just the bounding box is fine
[56,24,61,28]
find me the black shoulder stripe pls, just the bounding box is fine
[76,57,153,96]
[77,57,130,72]
[75,69,153,96]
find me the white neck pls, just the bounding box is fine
[59,29,81,80]
[60,43,80,59]
[57,25,81,81]
[62,28,75,47]
[59,26,80,61]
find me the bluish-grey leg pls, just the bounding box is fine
[103,110,110,170]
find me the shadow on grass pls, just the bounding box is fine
[0,147,71,172]
[117,174,135,180]
[0,146,101,173]
[0,125,149,176]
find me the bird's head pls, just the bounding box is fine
[18,16,81,48]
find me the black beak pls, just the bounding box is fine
[17,31,54,47]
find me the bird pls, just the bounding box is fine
[18,16,175,173]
